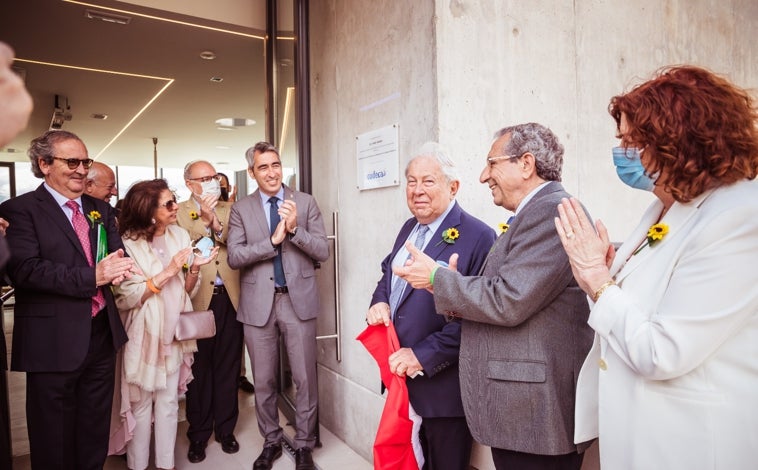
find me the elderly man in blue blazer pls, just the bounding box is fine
[366,142,495,469]
[395,124,594,470]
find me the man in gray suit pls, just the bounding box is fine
[228,141,329,470]
[395,123,594,469]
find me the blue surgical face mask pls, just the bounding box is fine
[612,147,655,191]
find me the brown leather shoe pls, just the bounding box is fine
[295,447,315,470]
[253,444,282,470]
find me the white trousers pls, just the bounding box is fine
[126,368,180,470]
[409,403,425,469]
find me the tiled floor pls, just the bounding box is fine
[4,306,370,470]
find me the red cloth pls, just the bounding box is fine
[357,324,419,470]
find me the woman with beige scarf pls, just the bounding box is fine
[111,178,218,470]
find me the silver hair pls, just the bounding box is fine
[405,142,459,183]
[86,161,111,181]
[494,123,563,181]
[244,141,279,169]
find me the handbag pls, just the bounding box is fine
[175,310,216,341]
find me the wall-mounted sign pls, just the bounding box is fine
[356,124,399,190]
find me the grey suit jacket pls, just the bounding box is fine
[433,182,593,455]
[227,186,329,326]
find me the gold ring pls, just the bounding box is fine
[566,231,575,239]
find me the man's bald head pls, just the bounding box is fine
[85,161,117,202]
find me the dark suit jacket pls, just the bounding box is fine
[433,182,594,454]
[370,202,495,418]
[228,185,329,326]
[0,184,127,372]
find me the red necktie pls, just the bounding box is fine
[66,200,106,317]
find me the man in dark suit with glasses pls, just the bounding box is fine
[0,130,137,469]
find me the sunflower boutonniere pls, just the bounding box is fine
[632,222,669,256]
[189,210,199,220]
[498,222,510,235]
[436,227,459,246]
[86,210,102,229]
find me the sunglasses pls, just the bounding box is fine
[53,157,94,170]
[158,198,178,210]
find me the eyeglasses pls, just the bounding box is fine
[486,154,524,167]
[158,198,178,210]
[53,157,94,170]
[188,174,221,183]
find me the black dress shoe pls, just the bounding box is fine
[238,376,256,393]
[216,434,240,454]
[253,444,282,470]
[295,447,315,470]
[187,440,207,463]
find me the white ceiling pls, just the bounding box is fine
[0,0,273,177]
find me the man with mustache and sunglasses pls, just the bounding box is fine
[0,130,137,469]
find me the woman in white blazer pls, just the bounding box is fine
[554,66,758,469]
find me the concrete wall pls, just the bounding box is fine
[309,0,757,468]
[309,0,439,462]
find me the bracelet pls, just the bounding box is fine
[592,280,616,302]
[188,269,200,275]
[146,278,161,294]
[429,266,439,286]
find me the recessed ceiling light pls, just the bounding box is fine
[215,118,255,127]
[85,9,131,25]
[215,146,231,150]
[210,77,224,83]
[200,51,216,60]
[91,113,108,120]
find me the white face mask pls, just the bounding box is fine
[199,179,221,197]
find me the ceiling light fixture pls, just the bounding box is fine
[210,76,224,83]
[215,118,255,127]
[85,9,131,25]
[13,58,174,158]
[200,51,216,60]
[64,1,264,39]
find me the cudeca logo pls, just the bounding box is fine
[367,169,387,180]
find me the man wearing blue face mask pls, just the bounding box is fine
[177,160,243,463]
[612,147,657,191]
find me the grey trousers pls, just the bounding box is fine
[244,293,318,449]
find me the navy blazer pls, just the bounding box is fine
[370,201,495,418]
[0,184,128,372]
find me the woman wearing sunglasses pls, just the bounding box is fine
[110,178,218,470]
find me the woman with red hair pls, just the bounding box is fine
[555,66,758,469]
